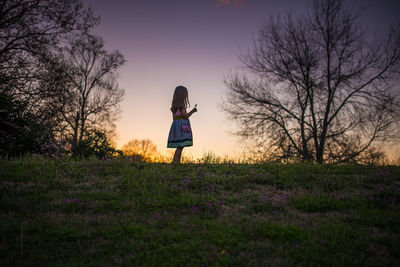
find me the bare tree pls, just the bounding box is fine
[0,0,99,155]
[0,0,97,94]
[0,0,98,132]
[223,0,400,164]
[43,34,125,155]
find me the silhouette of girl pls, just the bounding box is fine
[167,86,197,163]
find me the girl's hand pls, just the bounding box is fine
[184,105,197,118]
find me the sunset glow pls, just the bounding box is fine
[83,0,400,160]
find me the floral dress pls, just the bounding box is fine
[167,108,193,148]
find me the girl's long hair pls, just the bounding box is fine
[170,86,190,113]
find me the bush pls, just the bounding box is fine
[73,129,119,159]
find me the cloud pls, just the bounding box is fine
[234,0,244,7]
[216,0,253,8]
[216,0,231,7]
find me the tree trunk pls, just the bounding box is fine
[71,112,80,156]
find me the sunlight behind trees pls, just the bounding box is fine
[121,139,161,162]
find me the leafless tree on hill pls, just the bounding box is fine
[0,0,99,136]
[223,0,400,164]
[41,34,125,155]
[0,0,98,96]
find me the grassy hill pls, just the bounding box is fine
[1,158,399,266]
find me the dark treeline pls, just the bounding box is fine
[0,0,125,158]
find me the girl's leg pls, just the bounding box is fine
[172,147,183,163]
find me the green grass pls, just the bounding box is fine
[1,158,399,266]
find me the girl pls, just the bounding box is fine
[167,86,197,163]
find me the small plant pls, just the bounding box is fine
[201,150,219,164]
[292,196,349,212]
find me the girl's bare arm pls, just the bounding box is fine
[181,106,197,119]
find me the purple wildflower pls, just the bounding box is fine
[191,205,200,214]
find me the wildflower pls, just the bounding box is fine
[220,249,226,255]
[377,184,384,191]
[261,195,268,202]
[191,205,200,214]
[152,212,162,219]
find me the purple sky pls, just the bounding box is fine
[82,0,400,159]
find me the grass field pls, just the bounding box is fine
[1,158,399,266]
